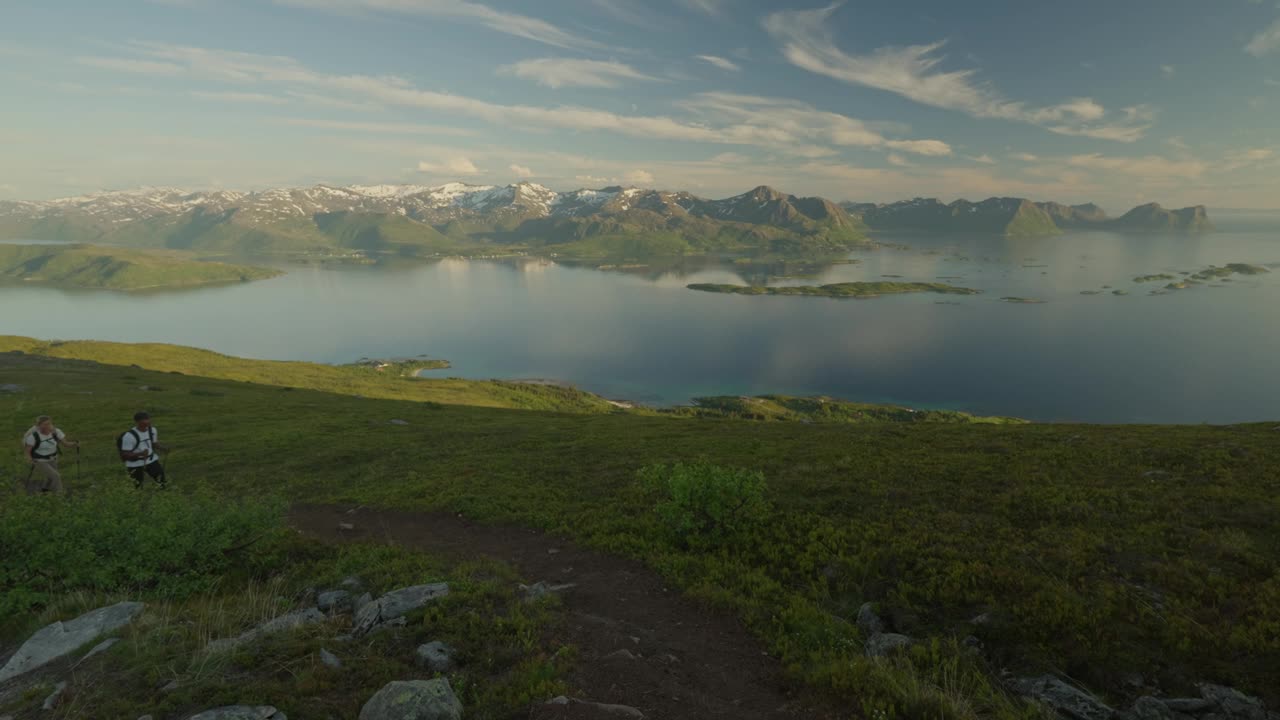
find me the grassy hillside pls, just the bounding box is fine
[2,341,1278,718]
[0,243,280,291]
[677,395,1024,424]
[0,336,618,413]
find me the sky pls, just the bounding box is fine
[1,0,1279,210]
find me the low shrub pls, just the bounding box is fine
[639,461,771,550]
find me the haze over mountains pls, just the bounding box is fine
[0,182,1212,259]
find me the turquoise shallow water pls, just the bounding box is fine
[2,212,1278,423]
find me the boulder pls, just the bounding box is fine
[354,592,374,614]
[856,603,885,636]
[353,583,449,636]
[206,608,326,653]
[320,648,342,670]
[1199,685,1272,720]
[1133,696,1174,720]
[359,679,462,720]
[1162,699,1216,714]
[0,601,144,683]
[186,707,287,720]
[534,696,645,719]
[317,590,352,614]
[1011,675,1113,720]
[415,642,455,673]
[864,632,912,657]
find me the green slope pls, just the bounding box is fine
[2,341,1278,717]
[0,243,281,290]
[686,281,982,298]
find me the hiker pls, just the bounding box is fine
[119,411,167,489]
[22,415,80,495]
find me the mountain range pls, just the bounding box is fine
[0,182,1211,259]
[842,197,1212,236]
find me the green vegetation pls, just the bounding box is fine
[4,339,1279,718]
[674,395,1024,424]
[0,490,569,719]
[639,462,770,551]
[687,281,981,298]
[1133,274,1177,283]
[0,336,615,412]
[346,357,452,375]
[0,244,280,291]
[998,297,1047,304]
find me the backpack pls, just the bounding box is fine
[28,429,60,460]
[117,428,155,462]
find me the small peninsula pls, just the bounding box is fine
[686,281,981,298]
[0,243,281,291]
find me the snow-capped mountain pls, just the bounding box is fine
[0,180,869,256]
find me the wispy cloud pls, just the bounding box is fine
[497,58,658,89]
[1161,64,1176,77]
[625,169,654,184]
[886,153,912,167]
[1220,147,1275,172]
[418,156,480,175]
[695,55,741,71]
[1067,153,1207,179]
[762,5,1153,141]
[680,92,952,156]
[75,56,183,76]
[509,163,534,177]
[1245,18,1280,56]
[968,154,995,164]
[1011,152,1038,162]
[274,118,476,136]
[106,43,950,158]
[191,90,287,104]
[274,0,601,50]
[679,0,726,16]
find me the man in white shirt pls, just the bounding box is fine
[23,415,80,494]
[120,411,167,489]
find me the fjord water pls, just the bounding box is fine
[2,212,1278,423]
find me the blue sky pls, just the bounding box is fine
[1,0,1278,210]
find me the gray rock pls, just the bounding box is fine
[137,716,154,720]
[415,641,455,673]
[1011,675,1113,720]
[603,649,637,661]
[1163,699,1217,714]
[1199,685,1270,720]
[354,592,374,614]
[186,707,287,720]
[353,583,450,636]
[0,384,23,393]
[74,638,120,667]
[856,603,885,636]
[521,581,576,603]
[320,648,342,670]
[206,608,326,653]
[162,680,182,693]
[317,590,352,613]
[0,601,144,683]
[341,576,364,589]
[540,696,645,719]
[389,419,410,426]
[1133,696,1174,720]
[864,632,912,657]
[42,681,68,710]
[359,679,462,720]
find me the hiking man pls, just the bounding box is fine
[120,411,167,489]
[22,415,80,495]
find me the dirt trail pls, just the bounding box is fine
[290,505,840,720]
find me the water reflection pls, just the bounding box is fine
[2,216,1279,423]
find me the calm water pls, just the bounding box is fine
[3,212,1279,423]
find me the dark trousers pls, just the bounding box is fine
[128,461,166,489]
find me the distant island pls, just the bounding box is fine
[841,197,1212,236]
[0,243,280,291]
[687,281,981,298]
[0,182,1213,264]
